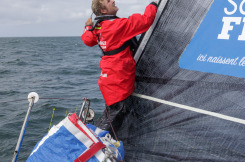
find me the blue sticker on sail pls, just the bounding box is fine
[179,0,245,78]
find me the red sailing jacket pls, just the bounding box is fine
[81,3,157,106]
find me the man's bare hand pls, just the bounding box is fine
[85,17,93,26]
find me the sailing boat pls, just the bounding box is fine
[14,0,245,161]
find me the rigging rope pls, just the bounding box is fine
[48,108,55,131]
[105,107,119,142]
[132,92,245,125]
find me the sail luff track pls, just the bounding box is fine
[134,0,168,64]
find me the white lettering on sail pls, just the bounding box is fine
[218,0,245,41]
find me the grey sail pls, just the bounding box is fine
[116,0,245,161]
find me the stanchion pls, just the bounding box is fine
[12,92,39,162]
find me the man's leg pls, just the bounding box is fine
[95,98,129,136]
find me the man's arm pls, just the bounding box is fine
[81,17,98,47]
[116,2,158,44]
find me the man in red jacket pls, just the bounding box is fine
[81,0,157,134]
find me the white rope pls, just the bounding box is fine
[132,93,245,125]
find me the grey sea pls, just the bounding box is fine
[0,37,105,161]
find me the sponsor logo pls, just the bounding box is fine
[100,73,107,78]
[179,0,245,78]
[99,41,106,49]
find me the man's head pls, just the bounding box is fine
[92,0,119,16]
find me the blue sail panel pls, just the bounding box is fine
[179,0,245,78]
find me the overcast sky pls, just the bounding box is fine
[0,0,154,37]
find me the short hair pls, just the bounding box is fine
[92,0,106,16]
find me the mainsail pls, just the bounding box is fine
[116,0,245,161]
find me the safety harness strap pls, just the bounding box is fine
[89,15,118,31]
[90,15,139,56]
[103,41,131,56]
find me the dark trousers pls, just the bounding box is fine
[95,98,129,137]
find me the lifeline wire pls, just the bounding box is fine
[0,99,27,104]
[0,97,85,104]
[39,98,84,101]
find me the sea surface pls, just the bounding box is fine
[0,37,105,161]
